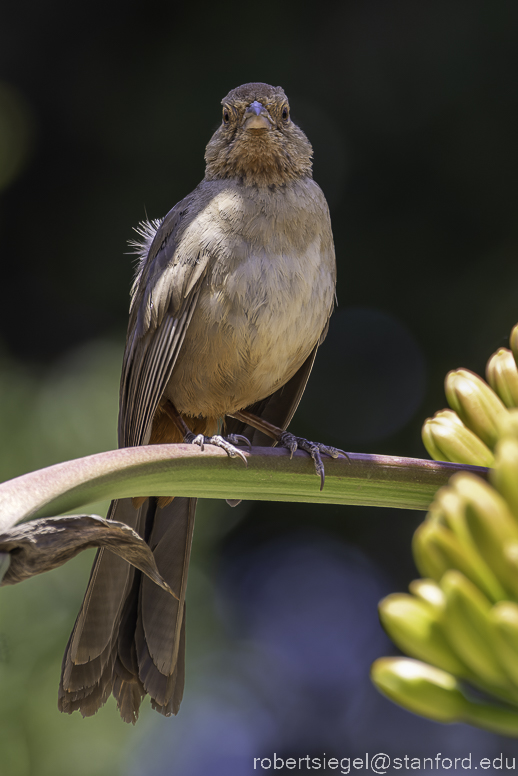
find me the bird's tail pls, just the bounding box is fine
[58,495,196,724]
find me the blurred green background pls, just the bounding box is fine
[2,0,518,773]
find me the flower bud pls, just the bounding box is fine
[378,593,466,676]
[492,435,518,522]
[440,570,508,689]
[496,408,518,440]
[463,700,518,736]
[504,543,518,569]
[431,485,472,543]
[455,473,518,598]
[422,410,494,467]
[445,369,507,449]
[510,324,518,367]
[408,578,445,609]
[370,658,467,723]
[500,544,518,605]
[489,602,518,689]
[418,485,507,602]
[486,348,518,409]
[371,657,518,735]
[412,520,454,582]
[491,601,518,654]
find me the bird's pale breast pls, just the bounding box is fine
[164,182,335,419]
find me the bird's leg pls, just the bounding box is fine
[230,409,348,491]
[163,401,250,464]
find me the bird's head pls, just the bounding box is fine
[204,82,313,187]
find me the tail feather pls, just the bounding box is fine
[150,612,186,717]
[68,499,142,664]
[142,497,196,673]
[59,496,196,722]
[113,670,146,725]
[135,602,186,708]
[59,651,116,715]
[61,637,114,692]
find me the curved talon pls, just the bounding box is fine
[192,433,206,452]
[305,443,325,491]
[279,431,298,459]
[233,448,248,465]
[279,432,347,489]
[208,435,248,465]
[320,444,349,461]
[183,432,248,464]
[226,433,252,452]
[316,459,325,491]
[184,432,206,451]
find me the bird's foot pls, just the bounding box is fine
[185,432,250,465]
[278,432,348,491]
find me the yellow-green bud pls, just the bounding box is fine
[378,593,466,676]
[491,601,518,654]
[432,485,473,544]
[409,578,445,609]
[464,703,518,737]
[370,658,467,723]
[496,408,518,440]
[445,368,507,449]
[510,324,518,367]
[502,544,518,602]
[422,410,495,467]
[371,657,518,735]
[489,602,518,689]
[492,435,518,522]
[418,486,507,602]
[487,348,518,409]
[412,520,454,582]
[453,473,518,598]
[505,543,518,568]
[441,570,508,689]
[453,472,516,530]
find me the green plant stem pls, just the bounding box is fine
[0,445,489,531]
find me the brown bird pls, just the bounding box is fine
[58,82,340,723]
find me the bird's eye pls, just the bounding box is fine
[281,105,290,122]
[222,107,231,124]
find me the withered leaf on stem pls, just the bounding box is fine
[0,514,177,597]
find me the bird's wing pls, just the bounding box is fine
[60,192,212,719]
[118,191,212,448]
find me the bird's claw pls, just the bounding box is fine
[225,433,252,452]
[185,432,249,465]
[278,432,348,491]
[188,433,206,451]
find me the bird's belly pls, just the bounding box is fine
[165,246,334,419]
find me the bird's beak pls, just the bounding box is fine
[243,100,272,130]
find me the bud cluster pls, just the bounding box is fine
[372,324,518,735]
[422,324,518,466]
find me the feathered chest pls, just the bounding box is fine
[163,183,336,417]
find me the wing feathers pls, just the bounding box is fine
[120,285,202,447]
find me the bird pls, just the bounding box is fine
[58,82,340,723]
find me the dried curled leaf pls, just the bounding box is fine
[0,514,177,597]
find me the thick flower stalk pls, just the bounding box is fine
[372,324,518,735]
